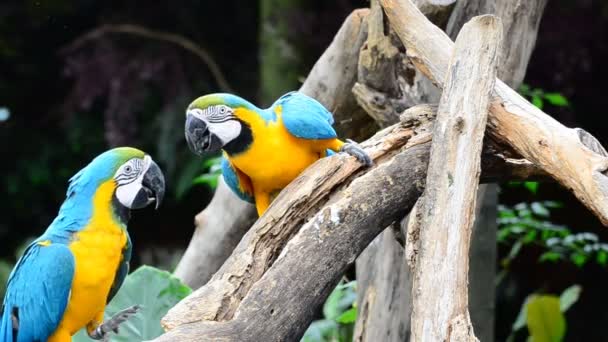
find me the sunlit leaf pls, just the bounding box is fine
[544,93,569,107]
[526,295,566,342]
[559,285,581,312]
[570,253,588,267]
[597,250,608,265]
[539,251,563,263]
[336,307,357,324]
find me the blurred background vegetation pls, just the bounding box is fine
[1,0,608,341]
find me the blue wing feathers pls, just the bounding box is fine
[1,243,74,342]
[274,91,337,140]
[221,157,254,203]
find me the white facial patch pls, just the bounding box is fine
[208,120,242,145]
[115,155,152,208]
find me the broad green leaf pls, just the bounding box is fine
[73,265,191,342]
[202,156,222,170]
[526,295,566,342]
[523,230,538,244]
[559,285,581,312]
[336,307,357,324]
[544,93,569,107]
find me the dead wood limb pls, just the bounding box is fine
[409,14,501,341]
[300,9,378,141]
[381,0,608,225]
[173,9,374,289]
[155,104,544,341]
[173,180,256,289]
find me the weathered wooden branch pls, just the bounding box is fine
[409,15,501,341]
[381,0,608,225]
[173,9,374,289]
[154,104,544,341]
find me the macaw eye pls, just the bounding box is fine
[125,165,132,173]
[219,106,227,114]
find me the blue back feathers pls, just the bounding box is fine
[271,91,337,140]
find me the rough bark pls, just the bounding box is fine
[353,221,413,342]
[446,0,548,87]
[381,0,608,226]
[409,15,501,341]
[300,9,377,141]
[413,0,457,28]
[155,104,542,341]
[446,1,547,340]
[173,9,374,289]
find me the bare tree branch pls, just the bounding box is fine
[381,0,608,225]
[60,23,233,92]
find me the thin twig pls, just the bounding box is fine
[61,24,233,92]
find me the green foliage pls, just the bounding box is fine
[73,265,191,342]
[301,281,357,342]
[526,295,566,342]
[510,285,580,342]
[518,84,570,110]
[498,202,607,268]
[191,156,223,190]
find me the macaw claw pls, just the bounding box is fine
[341,139,373,166]
[89,305,142,341]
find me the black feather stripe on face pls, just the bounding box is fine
[223,119,253,156]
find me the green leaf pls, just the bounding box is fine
[323,281,356,320]
[73,265,191,342]
[202,156,222,170]
[524,182,539,195]
[336,307,357,324]
[543,201,564,209]
[0,260,14,299]
[539,251,563,263]
[597,250,608,265]
[544,93,569,107]
[531,202,550,218]
[532,96,544,109]
[523,230,538,244]
[570,253,588,267]
[526,295,566,342]
[192,173,220,189]
[559,285,581,312]
[519,84,531,94]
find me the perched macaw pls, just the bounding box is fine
[184,91,371,216]
[0,147,165,342]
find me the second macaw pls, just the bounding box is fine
[0,147,165,342]
[184,91,372,216]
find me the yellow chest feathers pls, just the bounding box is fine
[60,180,128,333]
[229,107,327,191]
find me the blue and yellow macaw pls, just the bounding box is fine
[184,91,371,216]
[0,147,165,342]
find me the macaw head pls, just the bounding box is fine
[184,93,255,156]
[70,147,166,211]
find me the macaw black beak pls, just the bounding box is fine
[140,160,165,210]
[185,113,223,156]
